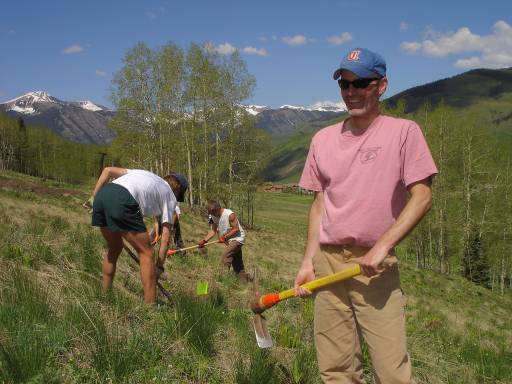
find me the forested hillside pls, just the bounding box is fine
[386,67,512,112]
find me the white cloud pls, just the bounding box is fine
[216,42,237,55]
[243,46,268,56]
[400,41,421,54]
[400,20,512,69]
[400,22,409,31]
[258,36,267,42]
[205,42,238,55]
[327,32,353,46]
[205,42,267,56]
[282,35,309,46]
[95,69,106,76]
[63,45,84,54]
[454,57,482,68]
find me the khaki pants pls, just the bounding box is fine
[313,245,415,384]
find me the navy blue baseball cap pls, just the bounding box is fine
[333,48,386,80]
[170,172,188,202]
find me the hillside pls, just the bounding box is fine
[262,67,512,183]
[385,67,512,113]
[253,107,342,136]
[0,171,510,383]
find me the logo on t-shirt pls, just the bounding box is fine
[359,147,381,164]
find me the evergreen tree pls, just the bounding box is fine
[463,229,491,288]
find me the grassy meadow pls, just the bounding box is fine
[0,171,511,383]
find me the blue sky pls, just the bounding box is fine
[1,0,511,108]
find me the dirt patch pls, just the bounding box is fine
[0,175,81,197]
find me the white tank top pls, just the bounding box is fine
[212,208,245,244]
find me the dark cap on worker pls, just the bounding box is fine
[170,172,188,202]
[333,48,386,80]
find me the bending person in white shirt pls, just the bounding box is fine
[90,167,188,304]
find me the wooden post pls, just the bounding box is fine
[98,152,107,177]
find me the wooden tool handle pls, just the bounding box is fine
[167,240,218,255]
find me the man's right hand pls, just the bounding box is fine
[293,261,315,298]
[198,239,207,248]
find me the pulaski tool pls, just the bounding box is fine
[251,264,362,348]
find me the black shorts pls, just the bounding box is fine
[92,183,146,233]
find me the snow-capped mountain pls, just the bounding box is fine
[3,91,60,115]
[72,100,106,112]
[244,102,345,136]
[0,91,115,144]
[0,91,345,144]
[307,101,346,113]
[244,105,271,116]
[3,91,110,114]
[243,102,345,116]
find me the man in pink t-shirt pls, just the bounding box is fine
[294,48,437,384]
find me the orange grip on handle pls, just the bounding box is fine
[260,293,280,309]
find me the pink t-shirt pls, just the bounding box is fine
[299,114,438,246]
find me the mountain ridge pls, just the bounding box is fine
[0,91,115,144]
[0,92,345,143]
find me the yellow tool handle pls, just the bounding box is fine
[278,264,361,301]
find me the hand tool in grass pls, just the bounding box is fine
[166,240,218,256]
[251,264,361,314]
[123,244,172,302]
[251,268,273,348]
[251,264,362,348]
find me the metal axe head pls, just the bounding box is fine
[251,268,273,348]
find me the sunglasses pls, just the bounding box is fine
[337,77,380,90]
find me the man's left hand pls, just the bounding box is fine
[359,245,389,277]
[83,196,94,213]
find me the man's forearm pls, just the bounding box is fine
[203,230,216,242]
[302,192,324,265]
[158,226,173,263]
[92,167,127,196]
[92,169,112,197]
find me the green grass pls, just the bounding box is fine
[0,171,511,383]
